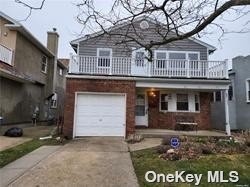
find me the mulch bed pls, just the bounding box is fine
[156,133,250,161]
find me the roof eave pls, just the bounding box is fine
[6,24,54,57]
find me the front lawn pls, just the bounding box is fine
[0,138,64,168]
[131,148,250,187]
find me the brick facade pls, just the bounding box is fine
[147,91,212,130]
[63,78,136,138]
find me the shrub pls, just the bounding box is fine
[201,147,213,154]
[156,145,170,154]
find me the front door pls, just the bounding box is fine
[131,49,148,76]
[135,93,148,126]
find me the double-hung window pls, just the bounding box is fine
[195,94,200,111]
[41,56,47,73]
[160,93,169,111]
[246,79,250,102]
[97,48,112,67]
[176,94,189,111]
[155,51,167,68]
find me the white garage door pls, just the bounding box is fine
[74,93,126,137]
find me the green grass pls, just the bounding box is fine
[0,138,63,168]
[131,148,250,187]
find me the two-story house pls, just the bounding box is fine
[0,11,67,126]
[64,17,231,138]
[211,55,250,130]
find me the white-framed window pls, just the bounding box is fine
[97,48,112,67]
[59,67,63,76]
[155,51,167,68]
[213,91,222,102]
[176,93,189,111]
[41,55,48,73]
[160,92,169,111]
[195,94,200,111]
[154,50,200,69]
[50,93,57,109]
[246,79,250,102]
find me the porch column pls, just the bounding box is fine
[224,89,231,136]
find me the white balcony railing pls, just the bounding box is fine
[69,55,228,79]
[0,44,13,65]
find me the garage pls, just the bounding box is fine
[74,93,126,137]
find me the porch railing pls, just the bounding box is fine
[0,44,13,65]
[69,55,228,79]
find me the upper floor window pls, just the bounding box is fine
[155,51,167,69]
[246,79,250,102]
[41,56,48,73]
[59,67,63,76]
[97,48,112,67]
[176,94,189,111]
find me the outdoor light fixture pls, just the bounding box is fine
[149,91,156,97]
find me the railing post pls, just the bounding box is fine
[109,57,112,75]
[69,53,73,73]
[186,60,190,78]
[224,59,229,79]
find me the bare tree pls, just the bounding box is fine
[15,0,46,21]
[75,0,250,60]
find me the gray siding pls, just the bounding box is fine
[78,20,208,60]
[211,55,250,130]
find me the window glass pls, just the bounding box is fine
[169,52,186,60]
[136,94,145,116]
[177,94,189,111]
[160,93,168,111]
[188,53,199,60]
[156,52,166,59]
[247,80,250,101]
[41,56,47,73]
[99,50,111,57]
[195,94,200,111]
[98,49,111,67]
[228,85,233,101]
[215,91,222,102]
[155,52,167,69]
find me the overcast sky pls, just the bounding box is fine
[1,0,250,63]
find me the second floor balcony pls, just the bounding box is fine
[69,55,228,79]
[0,44,13,65]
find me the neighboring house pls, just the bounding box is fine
[0,11,67,125]
[64,17,230,138]
[211,55,250,130]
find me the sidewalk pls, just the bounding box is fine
[0,146,61,187]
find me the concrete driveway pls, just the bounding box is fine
[9,137,139,187]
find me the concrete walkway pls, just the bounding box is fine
[136,129,227,138]
[0,136,31,151]
[0,146,61,187]
[7,137,139,187]
[128,138,162,151]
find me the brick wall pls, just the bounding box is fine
[63,78,136,138]
[148,91,212,130]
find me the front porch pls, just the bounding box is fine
[135,129,227,138]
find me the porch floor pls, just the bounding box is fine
[135,129,227,138]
